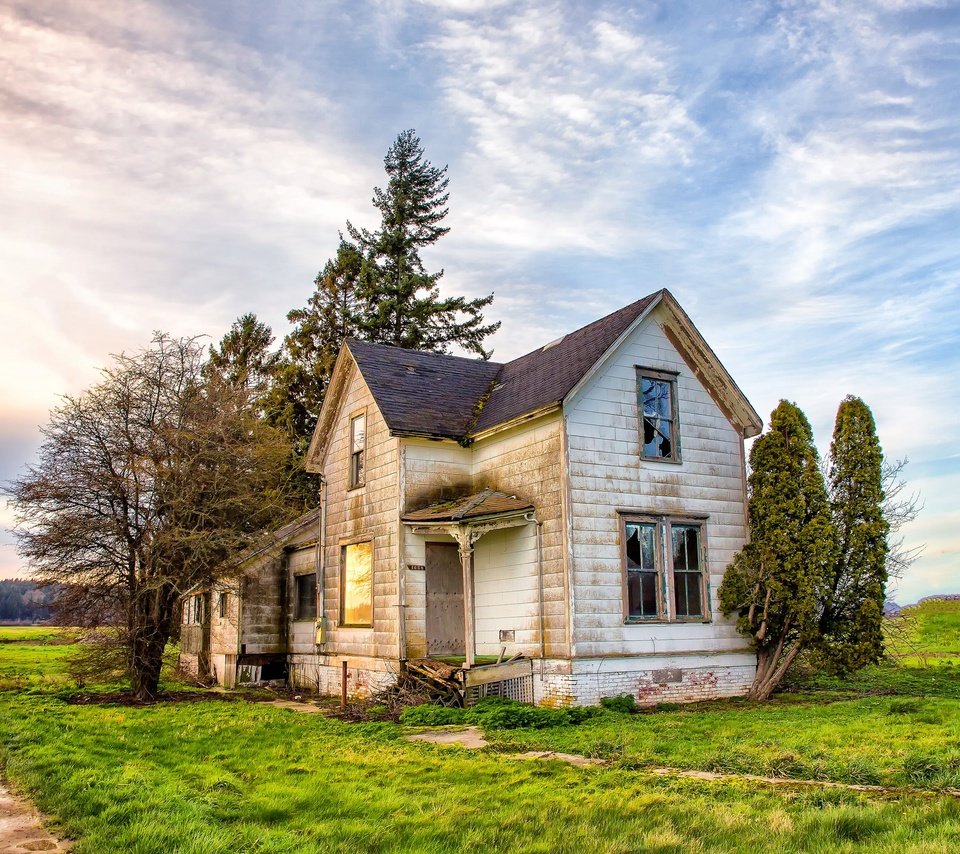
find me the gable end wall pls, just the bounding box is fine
[564,302,751,659]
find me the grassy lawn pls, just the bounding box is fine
[1,619,959,852]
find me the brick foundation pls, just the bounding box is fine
[533,655,755,706]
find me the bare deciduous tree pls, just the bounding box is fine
[10,334,300,699]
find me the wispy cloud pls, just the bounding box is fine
[1,0,957,598]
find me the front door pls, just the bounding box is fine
[425,542,465,656]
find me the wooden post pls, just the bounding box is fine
[456,531,476,669]
[341,659,348,709]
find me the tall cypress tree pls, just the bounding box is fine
[719,400,838,699]
[348,129,500,356]
[820,396,889,672]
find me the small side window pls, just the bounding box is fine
[217,592,227,619]
[294,574,317,620]
[350,413,366,488]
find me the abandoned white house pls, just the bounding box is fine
[180,289,762,705]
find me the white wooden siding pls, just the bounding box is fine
[564,302,750,658]
[470,414,568,658]
[473,525,539,656]
[400,415,569,659]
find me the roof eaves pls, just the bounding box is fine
[468,402,563,443]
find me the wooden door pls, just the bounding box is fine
[425,543,465,656]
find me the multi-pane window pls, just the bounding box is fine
[638,370,679,461]
[294,574,317,620]
[341,541,373,627]
[349,413,366,488]
[622,517,707,621]
[625,522,659,618]
[671,525,703,618]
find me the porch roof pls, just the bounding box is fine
[401,489,534,524]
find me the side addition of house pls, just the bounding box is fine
[185,289,762,705]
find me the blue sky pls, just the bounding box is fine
[1,0,957,603]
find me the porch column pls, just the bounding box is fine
[453,528,476,669]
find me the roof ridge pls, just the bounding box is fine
[451,488,497,520]
[346,337,505,369]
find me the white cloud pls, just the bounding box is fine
[425,3,698,254]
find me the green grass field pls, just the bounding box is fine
[0,607,959,853]
[885,598,960,665]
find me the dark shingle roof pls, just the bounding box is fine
[402,489,534,522]
[347,340,501,440]
[347,291,661,441]
[472,293,660,433]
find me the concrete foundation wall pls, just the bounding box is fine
[287,653,399,699]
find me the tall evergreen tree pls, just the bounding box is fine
[719,400,838,699]
[348,129,499,356]
[272,130,500,452]
[820,396,889,672]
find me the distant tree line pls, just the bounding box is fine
[0,579,59,624]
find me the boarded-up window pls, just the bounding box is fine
[294,574,317,620]
[350,413,366,488]
[341,541,373,626]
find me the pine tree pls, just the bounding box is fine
[719,400,838,699]
[205,313,279,403]
[820,396,889,672]
[348,129,499,356]
[267,238,363,443]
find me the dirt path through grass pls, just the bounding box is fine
[405,725,960,797]
[0,781,71,852]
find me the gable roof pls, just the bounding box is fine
[306,288,760,469]
[347,340,501,440]
[472,292,659,433]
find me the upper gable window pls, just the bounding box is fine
[349,412,366,488]
[638,369,680,462]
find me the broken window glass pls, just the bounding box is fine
[624,519,706,622]
[639,374,677,460]
[625,522,659,618]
